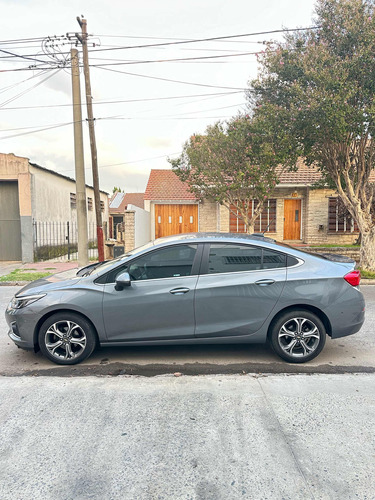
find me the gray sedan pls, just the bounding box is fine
[5,233,365,365]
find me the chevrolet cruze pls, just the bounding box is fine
[5,233,365,365]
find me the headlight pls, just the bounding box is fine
[9,293,46,310]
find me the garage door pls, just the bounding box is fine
[0,181,22,260]
[155,204,198,238]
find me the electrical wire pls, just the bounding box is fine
[94,66,246,90]
[0,90,242,111]
[0,69,61,108]
[88,26,319,53]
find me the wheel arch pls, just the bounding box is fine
[267,304,332,339]
[33,308,100,351]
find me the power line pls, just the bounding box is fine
[88,26,319,53]
[0,69,61,108]
[60,152,183,173]
[94,66,245,90]
[0,90,242,111]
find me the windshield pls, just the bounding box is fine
[87,240,156,277]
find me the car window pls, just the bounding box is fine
[106,244,198,283]
[208,244,286,274]
[262,248,286,269]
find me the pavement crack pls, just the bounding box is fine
[256,378,316,500]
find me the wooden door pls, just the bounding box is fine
[283,199,301,240]
[155,204,198,238]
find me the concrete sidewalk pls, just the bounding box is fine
[0,374,374,499]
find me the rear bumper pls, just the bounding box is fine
[324,286,365,339]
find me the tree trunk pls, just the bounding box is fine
[246,224,254,234]
[359,228,375,272]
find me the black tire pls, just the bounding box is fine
[38,312,97,365]
[269,309,326,363]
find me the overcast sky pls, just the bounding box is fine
[0,0,316,194]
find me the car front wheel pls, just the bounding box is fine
[269,310,326,363]
[38,312,97,365]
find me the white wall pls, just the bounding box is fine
[30,165,109,225]
[128,204,151,247]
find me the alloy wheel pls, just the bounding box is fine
[45,320,87,360]
[277,317,321,358]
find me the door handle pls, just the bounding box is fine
[170,287,190,295]
[255,279,275,286]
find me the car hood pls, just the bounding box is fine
[16,269,83,296]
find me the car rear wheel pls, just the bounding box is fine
[38,312,97,365]
[269,310,326,363]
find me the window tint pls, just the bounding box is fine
[286,255,300,267]
[208,244,262,274]
[262,249,286,269]
[208,244,287,274]
[107,244,198,283]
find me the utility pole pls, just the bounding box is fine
[71,48,89,267]
[76,16,105,261]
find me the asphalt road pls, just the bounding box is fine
[1,285,374,376]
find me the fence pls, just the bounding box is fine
[33,221,103,262]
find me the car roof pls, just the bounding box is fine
[154,232,276,245]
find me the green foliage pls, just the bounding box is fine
[112,186,123,194]
[250,0,375,268]
[0,269,51,282]
[34,244,78,261]
[170,115,289,231]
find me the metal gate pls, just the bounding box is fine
[0,181,22,261]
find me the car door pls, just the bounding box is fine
[102,243,201,342]
[194,243,286,338]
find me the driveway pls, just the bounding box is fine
[1,285,374,376]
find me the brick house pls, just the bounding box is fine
[144,167,362,245]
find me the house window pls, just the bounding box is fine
[70,193,76,209]
[328,197,359,233]
[230,199,276,233]
[100,200,105,212]
[87,197,93,211]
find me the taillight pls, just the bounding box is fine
[344,270,361,286]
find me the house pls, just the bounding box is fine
[109,192,145,238]
[0,153,109,262]
[143,166,361,246]
[109,191,150,253]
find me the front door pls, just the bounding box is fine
[102,243,199,341]
[284,199,301,240]
[155,204,198,238]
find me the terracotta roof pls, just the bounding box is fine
[277,163,322,185]
[144,164,375,201]
[109,192,144,213]
[144,169,197,201]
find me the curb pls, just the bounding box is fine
[0,281,30,287]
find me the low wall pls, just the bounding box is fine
[304,247,360,264]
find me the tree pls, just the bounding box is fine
[112,186,122,194]
[170,115,294,233]
[250,0,375,270]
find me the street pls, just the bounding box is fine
[1,286,375,499]
[0,286,375,376]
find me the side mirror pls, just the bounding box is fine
[115,271,131,290]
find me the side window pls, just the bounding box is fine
[208,244,262,274]
[262,249,286,269]
[208,244,287,274]
[112,244,198,282]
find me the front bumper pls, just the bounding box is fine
[5,307,39,350]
